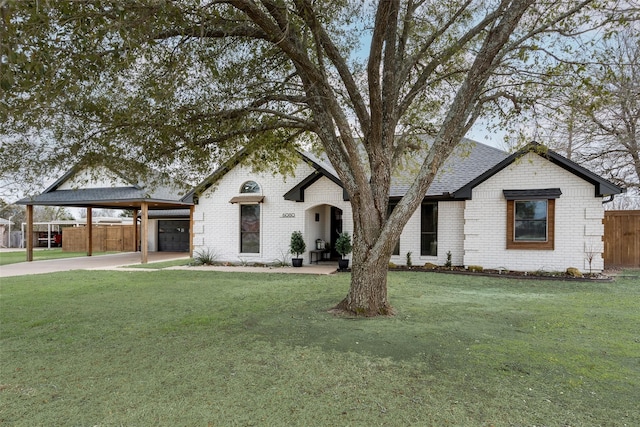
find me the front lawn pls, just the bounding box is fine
[1,270,638,426]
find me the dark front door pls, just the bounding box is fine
[330,207,343,259]
[158,220,190,252]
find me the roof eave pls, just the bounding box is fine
[452,142,625,199]
[15,197,193,209]
[283,152,346,202]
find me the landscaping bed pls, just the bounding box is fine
[344,265,615,281]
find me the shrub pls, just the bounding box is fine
[193,248,218,266]
[335,232,352,259]
[445,251,452,268]
[566,267,583,277]
[289,231,306,258]
[406,251,412,267]
[468,265,483,272]
[272,249,291,267]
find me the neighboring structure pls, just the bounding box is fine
[187,141,624,273]
[17,140,624,271]
[0,217,12,248]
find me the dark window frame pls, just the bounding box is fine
[387,201,400,256]
[506,199,555,250]
[420,202,438,256]
[240,204,260,253]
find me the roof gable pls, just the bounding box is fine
[46,165,139,192]
[182,148,251,204]
[17,164,192,209]
[452,142,624,199]
[283,151,348,202]
[186,139,624,206]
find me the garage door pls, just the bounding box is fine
[158,220,190,252]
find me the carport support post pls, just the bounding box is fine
[86,207,93,256]
[26,205,33,262]
[141,202,148,264]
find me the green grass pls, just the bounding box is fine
[0,249,114,266]
[1,270,639,426]
[122,258,194,269]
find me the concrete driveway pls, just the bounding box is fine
[0,251,188,278]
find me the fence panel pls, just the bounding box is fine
[603,210,640,268]
[62,225,136,253]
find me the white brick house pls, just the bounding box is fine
[22,140,623,271]
[187,141,624,273]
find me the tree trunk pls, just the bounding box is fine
[335,210,395,317]
[334,243,394,316]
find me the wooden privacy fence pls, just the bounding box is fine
[62,225,138,252]
[603,210,640,268]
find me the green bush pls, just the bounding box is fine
[335,232,352,259]
[193,248,218,266]
[289,231,306,258]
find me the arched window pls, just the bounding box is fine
[241,181,260,194]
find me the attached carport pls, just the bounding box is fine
[16,184,194,264]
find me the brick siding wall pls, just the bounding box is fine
[463,153,605,273]
[193,162,352,265]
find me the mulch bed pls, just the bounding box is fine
[339,266,614,282]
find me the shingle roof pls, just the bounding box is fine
[296,138,510,199]
[293,138,622,200]
[391,138,509,198]
[453,142,624,198]
[21,139,622,209]
[17,166,192,209]
[17,185,193,209]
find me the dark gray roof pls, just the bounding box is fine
[453,142,624,198]
[17,163,193,209]
[390,138,509,198]
[289,139,623,201]
[27,139,620,209]
[16,186,192,209]
[291,138,510,200]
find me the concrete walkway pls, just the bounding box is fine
[0,250,338,278]
[167,263,338,275]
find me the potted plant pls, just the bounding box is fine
[289,230,306,267]
[335,231,352,270]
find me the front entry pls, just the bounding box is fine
[158,220,190,252]
[330,207,343,259]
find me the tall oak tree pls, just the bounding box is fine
[1,0,629,315]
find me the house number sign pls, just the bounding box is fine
[281,213,295,218]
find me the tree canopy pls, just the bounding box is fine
[502,27,640,208]
[1,0,636,315]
